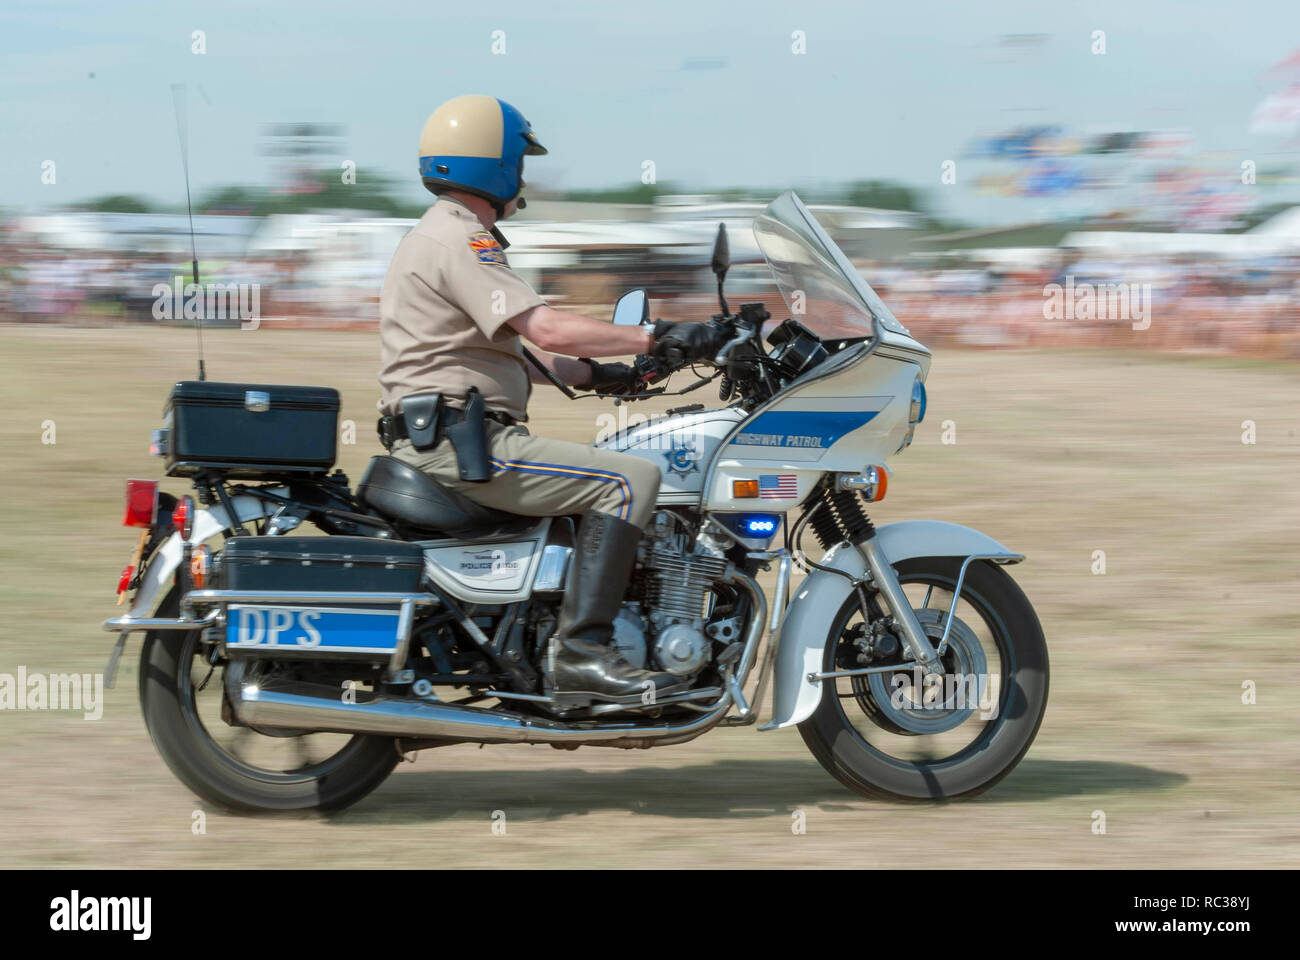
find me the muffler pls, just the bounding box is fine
[233,677,732,746]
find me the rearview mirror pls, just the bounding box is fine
[611,288,650,326]
[711,223,730,281]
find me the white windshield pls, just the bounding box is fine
[752,191,910,340]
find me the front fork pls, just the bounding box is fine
[856,535,944,674]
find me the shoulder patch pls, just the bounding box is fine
[468,231,507,265]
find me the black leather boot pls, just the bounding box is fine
[545,510,687,706]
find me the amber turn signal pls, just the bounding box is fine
[865,465,888,502]
[189,544,211,587]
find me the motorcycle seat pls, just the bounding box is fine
[357,455,529,538]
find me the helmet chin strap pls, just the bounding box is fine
[515,196,527,210]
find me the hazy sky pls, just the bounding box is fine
[4,0,1299,224]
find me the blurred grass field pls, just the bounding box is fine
[1,324,1298,868]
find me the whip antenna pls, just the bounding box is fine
[171,83,206,381]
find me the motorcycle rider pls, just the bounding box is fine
[377,94,723,706]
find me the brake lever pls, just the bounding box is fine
[713,321,755,366]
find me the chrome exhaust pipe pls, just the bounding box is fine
[234,678,733,746]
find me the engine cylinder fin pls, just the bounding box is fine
[643,551,728,621]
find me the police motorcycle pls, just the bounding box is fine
[104,191,1048,811]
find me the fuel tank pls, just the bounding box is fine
[593,407,745,505]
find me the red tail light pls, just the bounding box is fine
[172,495,195,541]
[116,564,136,597]
[123,479,160,528]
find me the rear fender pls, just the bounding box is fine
[759,520,1020,731]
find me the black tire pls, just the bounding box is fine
[798,556,1049,801]
[138,591,400,812]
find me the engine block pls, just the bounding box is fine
[642,549,729,623]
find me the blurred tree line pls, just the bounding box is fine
[71,175,968,231]
[79,172,427,219]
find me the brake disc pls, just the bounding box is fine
[863,608,989,735]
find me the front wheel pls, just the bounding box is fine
[798,556,1048,801]
[138,591,400,812]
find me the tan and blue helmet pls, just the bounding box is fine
[418,95,547,208]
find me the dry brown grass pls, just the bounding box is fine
[1,325,1297,867]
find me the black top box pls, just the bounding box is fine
[164,381,340,478]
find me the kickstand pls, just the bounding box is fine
[104,632,129,689]
[394,740,417,763]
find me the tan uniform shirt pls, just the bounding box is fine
[378,197,544,421]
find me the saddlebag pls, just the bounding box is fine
[215,537,427,660]
[218,536,425,593]
[164,381,340,478]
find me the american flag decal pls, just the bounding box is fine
[758,474,797,499]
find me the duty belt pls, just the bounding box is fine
[376,405,516,450]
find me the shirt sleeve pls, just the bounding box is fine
[441,229,545,340]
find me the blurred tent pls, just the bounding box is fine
[1249,84,1300,136]
[14,213,259,256]
[1062,205,1300,257]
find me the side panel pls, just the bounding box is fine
[760,520,1019,731]
[419,518,550,604]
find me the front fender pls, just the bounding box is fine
[759,520,1020,731]
[124,492,280,620]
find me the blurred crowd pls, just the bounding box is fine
[874,252,1300,357]
[2,224,1298,360]
[0,243,357,326]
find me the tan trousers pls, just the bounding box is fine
[390,421,662,529]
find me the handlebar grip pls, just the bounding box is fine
[634,353,674,384]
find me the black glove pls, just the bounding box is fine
[652,320,724,365]
[578,358,639,396]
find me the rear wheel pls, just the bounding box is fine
[798,557,1048,801]
[138,591,399,812]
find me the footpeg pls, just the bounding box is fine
[716,641,744,667]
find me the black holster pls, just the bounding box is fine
[445,386,491,482]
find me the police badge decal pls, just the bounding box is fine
[663,436,700,478]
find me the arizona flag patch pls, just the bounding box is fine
[468,231,507,265]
